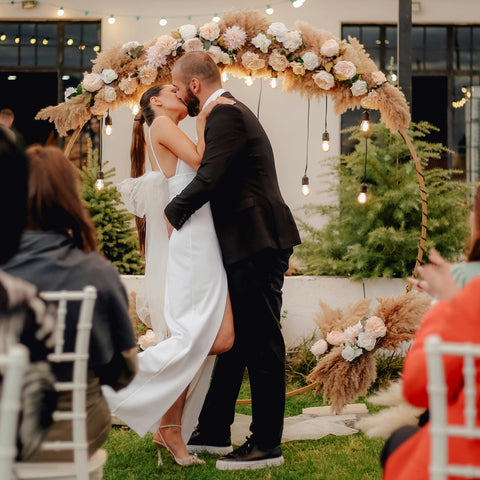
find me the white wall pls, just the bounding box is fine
[3,0,478,228]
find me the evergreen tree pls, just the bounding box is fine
[296,122,473,279]
[80,147,144,275]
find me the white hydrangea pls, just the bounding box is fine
[251,33,271,53]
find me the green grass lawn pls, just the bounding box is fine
[103,380,386,480]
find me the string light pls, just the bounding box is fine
[67,38,73,45]
[79,44,86,50]
[42,38,49,45]
[95,171,105,191]
[221,71,229,83]
[131,104,140,115]
[357,183,367,204]
[269,77,278,89]
[0,33,6,41]
[360,110,370,132]
[266,4,274,14]
[104,111,113,136]
[159,17,167,26]
[14,36,20,44]
[93,45,100,52]
[212,13,220,23]
[57,6,64,16]
[322,96,330,152]
[108,14,116,25]
[29,36,36,44]
[357,119,369,204]
[245,75,253,87]
[291,0,306,7]
[301,98,311,197]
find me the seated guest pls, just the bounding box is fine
[0,129,57,460]
[2,144,138,461]
[382,252,480,479]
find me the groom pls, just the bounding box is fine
[164,51,301,470]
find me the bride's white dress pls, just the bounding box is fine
[102,138,227,441]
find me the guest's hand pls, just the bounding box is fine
[164,214,174,239]
[408,249,457,301]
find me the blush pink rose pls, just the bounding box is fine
[156,35,178,55]
[320,39,340,57]
[199,22,220,41]
[146,45,168,68]
[311,339,328,356]
[372,70,387,85]
[138,65,158,85]
[242,52,266,71]
[183,38,204,53]
[119,77,137,94]
[313,70,335,90]
[334,60,357,79]
[326,330,344,346]
[268,50,289,72]
[365,316,387,338]
[291,62,305,76]
[82,73,103,92]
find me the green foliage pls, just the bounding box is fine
[80,152,144,275]
[296,122,473,279]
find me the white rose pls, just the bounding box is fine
[354,347,364,358]
[82,73,103,92]
[64,86,76,101]
[100,68,118,85]
[138,329,156,350]
[350,79,368,96]
[320,38,340,57]
[313,70,335,90]
[372,70,387,85]
[103,85,116,102]
[219,52,231,64]
[206,45,223,64]
[251,33,271,53]
[267,22,289,42]
[341,345,356,361]
[121,40,141,54]
[179,24,197,40]
[311,339,328,357]
[301,51,319,71]
[282,30,302,52]
[356,332,376,351]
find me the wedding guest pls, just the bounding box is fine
[0,108,26,149]
[2,144,138,461]
[382,252,480,479]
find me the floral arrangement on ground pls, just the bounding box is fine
[307,292,431,413]
[36,9,410,136]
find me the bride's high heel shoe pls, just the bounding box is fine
[153,424,205,466]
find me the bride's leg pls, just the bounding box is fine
[209,292,234,355]
[156,388,190,458]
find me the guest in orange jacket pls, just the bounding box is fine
[382,252,480,480]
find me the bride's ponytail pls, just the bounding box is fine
[129,84,166,255]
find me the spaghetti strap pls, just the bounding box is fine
[147,127,163,172]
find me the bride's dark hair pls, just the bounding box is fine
[131,84,166,254]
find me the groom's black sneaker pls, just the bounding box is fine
[187,428,233,455]
[216,436,284,470]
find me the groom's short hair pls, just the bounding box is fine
[174,51,221,86]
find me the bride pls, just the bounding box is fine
[102,84,234,466]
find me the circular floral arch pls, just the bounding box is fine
[37,8,426,281]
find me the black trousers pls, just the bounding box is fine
[197,247,292,449]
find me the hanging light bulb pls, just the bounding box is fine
[245,75,253,87]
[292,0,305,7]
[0,33,6,41]
[95,171,105,191]
[108,14,116,25]
[42,38,49,45]
[159,17,167,26]
[104,112,113,136]
[360,110,370,132]
[131,104,140,115]
[14,36,20,44]
[301,175,310,196]
[357,182,368,204]
[212,13,220,23]
[93,45,100,52]
[321,131,330,152]
[269,77,278,89]
[30,36,37,44]
[221,71,229,83]
[66,38,73,45]
[266,4,274,14]
[57,6,65,16]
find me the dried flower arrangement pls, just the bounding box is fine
[307,293,431,413]
[36,9,410,137]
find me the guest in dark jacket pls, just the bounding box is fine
[2,144,138,461]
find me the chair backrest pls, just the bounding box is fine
[38,286,97,480]
[425,334,480,480]
[0,344,29,480]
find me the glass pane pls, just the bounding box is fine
[64,47,81,66]
[0,23,20,45]
[473,50,480,70]
[20,23,35,45]
[361,26,381,48]
[64,24,81,47]
[37,23,57,46]
[412,26,424,48]
[342,25,360,41]
[473,27,480,47]
[386,26,397,49]
[37,46,57,66]
[454,50,471,70]
[20,45,35,66]
[426,27,446,49]
[81,48,96,68]
[455,27,471,49]
[368,49,380,67]
[412,48,424,70]
[0,46,18,65]
[425,49,447,70]
[83,23,100,45]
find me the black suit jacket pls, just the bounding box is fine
[164,92,301,265]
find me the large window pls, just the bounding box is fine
[341,24,480,180]
[0,21,101,145]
